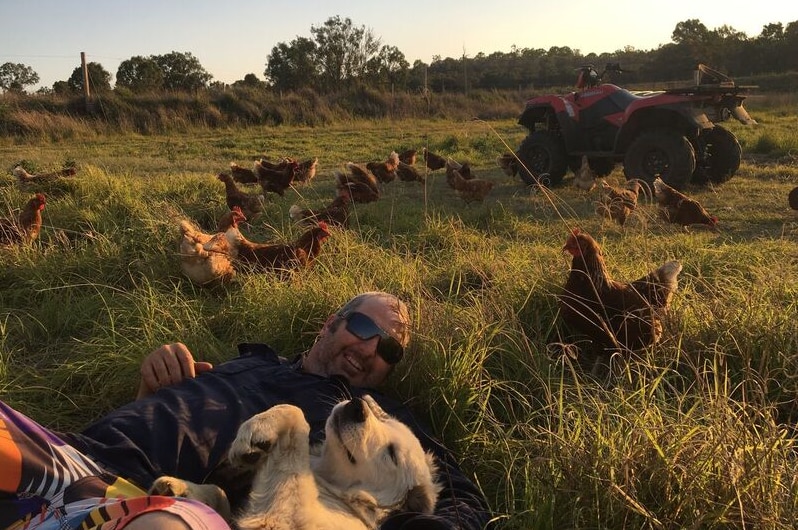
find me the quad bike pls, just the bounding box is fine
[515,63,757,189]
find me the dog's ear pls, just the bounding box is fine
[403,453,442,514]
[402,481,439,514]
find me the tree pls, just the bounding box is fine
[0,62,40,93]
[116,56,163,93]
[310,16,381,91]
[265,37,319,91]
[152,51,212,91]
[67,62,112,93]
[364,45,409,89]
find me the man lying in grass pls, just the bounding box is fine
[0,291,490,530]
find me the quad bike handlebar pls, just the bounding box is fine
[575,63,628,88]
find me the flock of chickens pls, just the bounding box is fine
[3,153,796,376]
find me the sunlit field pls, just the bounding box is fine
[1,104,797,528]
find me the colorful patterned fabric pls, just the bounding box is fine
[0,401,229,530]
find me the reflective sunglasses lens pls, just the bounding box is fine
[345,312,404,365]
[377,338,403,365]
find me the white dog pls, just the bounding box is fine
[150,395,442,530]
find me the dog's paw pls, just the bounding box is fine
[149,476,191,497]
[150,476,232,521]
[229,404,310,468]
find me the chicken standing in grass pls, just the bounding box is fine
[558,228,682,373]
[496,153,518,177]
[289,188,352,228]
[229,162,258,184]
[178,207,246,287]
[225,221,332,274]
[13,166,76,186]
[366,152,400,184]
[255,159,299,196]
[396,161,425,183]
[0,193,46,245]
[573,155,597,192]
[423,148,447,171]
[398,149,417,165]
[448,168,494,204]
[336,163,380,203]
[788,186,798,210]
[293,157,318,184]
[596,179,643,226]
[217,173,265,220]
[653,177,718,231]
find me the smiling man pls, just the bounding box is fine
[2,291,491,530]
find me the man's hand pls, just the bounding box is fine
[137,342,214,399]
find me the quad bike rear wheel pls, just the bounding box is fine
[691,125,741,184]
[516,131,568,187]
[623,129,695,189]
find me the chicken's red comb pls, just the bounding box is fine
[317,221,329,231]
[35,193,46,202]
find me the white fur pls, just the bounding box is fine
[151,396,441,530]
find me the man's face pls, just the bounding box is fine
[304,298,403,387]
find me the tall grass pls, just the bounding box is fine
[1,108,797,528]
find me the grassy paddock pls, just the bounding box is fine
[1,109,797,529]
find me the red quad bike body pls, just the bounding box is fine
[515,63,757,189]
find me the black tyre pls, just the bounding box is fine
[623,129,695,190]
[516,131,568,187]
[692,125,741,185]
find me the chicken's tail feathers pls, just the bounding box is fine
[12,165,31,178]
[657,260,683,290]
[288,204,303,222]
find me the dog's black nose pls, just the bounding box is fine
[341,397,367,424]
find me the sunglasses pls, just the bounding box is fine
[340,311,404,365]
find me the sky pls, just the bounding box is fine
[0,1,795,91]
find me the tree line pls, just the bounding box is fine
[1,16,797,96]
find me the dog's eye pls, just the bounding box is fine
[386,443,398,465]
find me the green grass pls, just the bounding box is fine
[1,112,798,529]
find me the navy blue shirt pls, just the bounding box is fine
[63,344,491,530]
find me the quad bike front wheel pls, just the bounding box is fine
[516,131,568,187]
[623,129,695,190]
[691,125,741,185]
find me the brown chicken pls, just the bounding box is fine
[293,158,319,184]
[225,221,331,274]
[336,163,380,203]
[217,173,264,220]
[496,153,518,177]
[559,228,682,371]
[0,193,46,245]
[255,159,298,196]
[448,168,494,204]
[397,149,417,165]
[396,161,425,183]
[596,179,643,226]
[423,148,447,171]
[289,188,351,228]
[366,152,400,184]
[653,177,718,230]
[178,208,246,286]
[445,160,475,189]
[217,205,246,232]
[13,165,76,186]
[573,155,597,192]
[788,186,798,210]
[229,162,258,184]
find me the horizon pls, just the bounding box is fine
[0,1,794,91]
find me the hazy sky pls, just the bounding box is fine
[0,1,794,90]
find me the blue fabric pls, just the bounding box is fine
[62,343,491,530]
